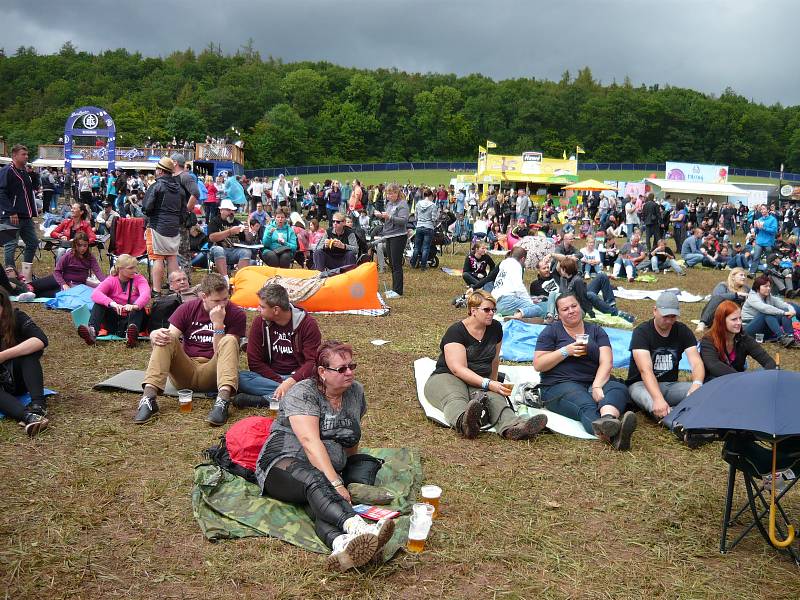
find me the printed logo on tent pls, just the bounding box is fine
[82,114,99,130]
[349,282,365,299]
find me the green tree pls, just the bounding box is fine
[280,68,328,117]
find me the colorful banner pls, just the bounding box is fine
[780,184,800,201]
[63,106,116,174]
[476,151,577,183]
[665,161,729,184]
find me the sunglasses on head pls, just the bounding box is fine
[323,363,357,374]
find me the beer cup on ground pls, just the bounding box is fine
[420,485,442,518]
[178,389,193,413]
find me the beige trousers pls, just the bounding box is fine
[142,335,240,393]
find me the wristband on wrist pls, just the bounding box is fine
[692,380,703,386]
[481,377,490,390]
[212,328,225,335]
[330,478,343,488]
[560,348,569,358]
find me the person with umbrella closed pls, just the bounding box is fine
[626,291,706,440]
[699,300,776,382]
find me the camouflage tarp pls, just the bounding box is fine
[192,447,423,559]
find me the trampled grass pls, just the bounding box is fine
[1,237,800,599]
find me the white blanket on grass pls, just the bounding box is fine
[612,287,707,303]
[413,357,596,440]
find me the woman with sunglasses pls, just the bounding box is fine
[254,340,394,571]
[425,290,548,441]
[533,292,636,450]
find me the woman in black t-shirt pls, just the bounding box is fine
[0,289,50,437]
[533,292,636,450]
[425,290,547,440]
[461,241,498,292]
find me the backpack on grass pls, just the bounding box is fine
[205,416,274,484]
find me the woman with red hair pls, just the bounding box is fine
[699,299,776,382]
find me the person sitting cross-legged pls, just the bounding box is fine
[207,199,252,279]
[235,283,322,407]
[135,273,246,426]
[312,212,358,272]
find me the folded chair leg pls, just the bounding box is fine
[720,463,737,554]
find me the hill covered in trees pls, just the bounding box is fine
[2,43,799,170]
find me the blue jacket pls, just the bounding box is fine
[681,235,702,255]
[754,214,778,247]
[225,178,246,206]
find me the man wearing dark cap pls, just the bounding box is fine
[626,291,705,425]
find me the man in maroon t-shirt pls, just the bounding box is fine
[136,273,247,426]
[234,284,321,407]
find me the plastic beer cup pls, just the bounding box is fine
[178,389,193,413]
[420,485,442,518]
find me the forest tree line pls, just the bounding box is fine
[1,42,799,171]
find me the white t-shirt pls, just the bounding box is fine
[491,257,527,301]
[581,247,601,264]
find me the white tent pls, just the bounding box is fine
[645,178,747,198]
[31,158,157,171]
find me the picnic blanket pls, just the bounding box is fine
[612,287,706,303]
[413,357,595,440]
[70,305,149,340]
[192,446,422,560]
[498,319,691,370]
[0,389,58,418]
[45,284,94,311]
[10,295,49,303]
[441,267,463,276]
[93,370,213,396]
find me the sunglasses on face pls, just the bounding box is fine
[323,363,357,374]
[332,220,343,224]
[476,306,497,313]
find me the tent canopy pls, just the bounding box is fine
[563,179,616,191]
[645,178,747,198]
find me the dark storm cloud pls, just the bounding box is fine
[5,0,799,105]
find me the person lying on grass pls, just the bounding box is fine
[425,289,548,441]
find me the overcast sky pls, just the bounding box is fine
[5,0,799,106]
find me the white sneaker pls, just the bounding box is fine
[326,532,379,571]
[16,291,36,302]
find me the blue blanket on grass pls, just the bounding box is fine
[499,319,691,370]
[45,284,94,311]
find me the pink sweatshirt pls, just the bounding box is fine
[91,273,151,308]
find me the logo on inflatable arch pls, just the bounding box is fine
[63,105,116,174]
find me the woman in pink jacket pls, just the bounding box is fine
[78,254,151,348]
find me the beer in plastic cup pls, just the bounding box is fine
[406,515,432,553]
[268,398,279,418]
[755,333,764,343]
[420,485,442,518]
[412,503,435,520]
[178,389,193,413]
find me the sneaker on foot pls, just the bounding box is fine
[126,323,139,348]
[77,324,96,346]
[17,291,36,302]
[612,411,637,451]
[207,396,230,426]
[457,398,483,439]
[232,392,270,409]
[503,414,548,440]
[24,412,49,437]
[326,532,379,572]
[617,310,636,324]
[591,415,621,439]
[134,396,159,424]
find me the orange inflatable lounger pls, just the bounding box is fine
[230,262,382,312]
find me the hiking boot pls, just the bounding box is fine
[27,400,47,416]
[134,396,159,424]
[24,412,49,437]
[207,396,230,426]
[126,323,139,348]
[232,392,271,409]
[457,398,483,439]
[368,517,396,553]
[591,415,621,439]
[779,334,796,348]
[326,532,379,572]
[503,414,548,441]
[617,310,636,324]
[684,432,716,449]
[347,483,395,505]
[612,411,637,451]
[77,324,96,346]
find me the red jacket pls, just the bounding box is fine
[247,306,321,383]
[50,218,96,243]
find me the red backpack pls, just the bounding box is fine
[206,416,274,484]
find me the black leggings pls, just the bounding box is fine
[386,235,405,295]
[0,352,45,420]
[463,266,499,290]
[263,249,293,269]
[89,304,145,336]
[30,275,61,298]
[263,457,357,548]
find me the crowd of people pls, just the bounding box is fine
[0,139,795,571]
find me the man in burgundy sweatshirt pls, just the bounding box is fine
[235,283,322,406]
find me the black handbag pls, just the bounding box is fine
[0,363,14,393]
[342,453,385,486]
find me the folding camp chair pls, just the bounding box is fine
[108,217,151,281]
[719,434,800,565]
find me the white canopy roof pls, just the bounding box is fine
[645,178,747,198]
[32,158,157,171]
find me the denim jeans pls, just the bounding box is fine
[2,217,38,265]
[744,313,792,340]
[683,253,712,267]
[582,262,602,277]
[625,223,636,239]
[237,371,288,396]
[496,294,545,318]
[651,256,684,274]
[728,254,750,269]
[540,379,630,434]
[613,257,637,279]
[749,244,772,274]
[586,272,618,314]
[410,227,434,268]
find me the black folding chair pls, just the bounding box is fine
[719,434,800,565]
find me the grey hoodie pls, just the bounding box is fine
[415,198,438,230]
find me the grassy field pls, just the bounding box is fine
[297,169,780,187]
[2,234,800,599]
